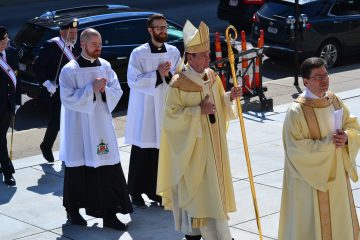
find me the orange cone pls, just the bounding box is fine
[215,32,226,89]
[241,31,251,94]
[252,30,264,90]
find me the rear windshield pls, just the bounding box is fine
[259,0,327,18]
[14,23,57,48]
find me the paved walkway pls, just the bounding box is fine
[1,89,360,239]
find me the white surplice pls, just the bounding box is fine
[125,43,180,148]
[59,58,123,168]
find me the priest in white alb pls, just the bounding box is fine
[59,28,133,231]
[279,57,360,240]
[157,20,242,240]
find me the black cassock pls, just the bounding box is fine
[0,46,21,177]
[63,55,133,218]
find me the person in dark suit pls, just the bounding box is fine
[34,18,79,163]
[0,26,21,186]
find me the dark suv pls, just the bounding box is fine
[14,5,234,106]
[217,0,265,29]
[251,0,360,67]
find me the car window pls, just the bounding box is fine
[330,0,360,16]
[94,19,149,46]
[93,19,183,47]
[14,23,57,48]
[260,0,326,18]
[167,22,183,42]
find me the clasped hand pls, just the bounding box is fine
[93,78,107,93]
[158,61,171,77]
[200,95,216,115]
[332,129,348,148]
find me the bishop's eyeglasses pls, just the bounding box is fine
[309,72,330,81]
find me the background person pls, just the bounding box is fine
[0,26,21,186]
[34,18,80,163]
[279,57,360,240]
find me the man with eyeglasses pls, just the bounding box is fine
[125,13,181,207]
[279,57,360,240]
[0,26,21,186]
[34,18,80,163]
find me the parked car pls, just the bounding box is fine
[217,0,265,29]
[13,4,236,108]
[250,0,360,67]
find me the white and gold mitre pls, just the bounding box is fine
[183,20,210,53]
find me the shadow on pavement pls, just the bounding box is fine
[0,183,17,205]
[26,163,64,197]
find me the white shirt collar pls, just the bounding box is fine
[61,37,74,49]
[81,53,97,63]
[301,87,327,99]
[188,65,207,78]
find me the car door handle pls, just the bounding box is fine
[333,20,342,24]
[117,57,127,60]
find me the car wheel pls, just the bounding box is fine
[317,40,339,68]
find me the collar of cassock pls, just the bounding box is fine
[81,53,97,63]
[77,54,101,68]
[148,40,167,53]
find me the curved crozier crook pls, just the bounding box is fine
[225,25,238,43]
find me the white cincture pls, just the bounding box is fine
[0,57,16,88]
[50,37,75,61]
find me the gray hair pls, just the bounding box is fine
[80,28,101,42]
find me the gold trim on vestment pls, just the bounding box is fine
[298,92,359,240]
[207,88,227,215]
[295,91,335,108]
[346,176,360,240]
[171,71,215,92]
[301,104,332,240]
[192,218,208,228]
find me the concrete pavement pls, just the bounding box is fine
[1,74,360,239]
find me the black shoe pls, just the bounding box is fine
[103,216,128,231]
[151,195,162,204]
[67,212,87,226]
[131,195,145,207]
[184,235,202,240]
[4,174,16,186]
[40,143,54,163]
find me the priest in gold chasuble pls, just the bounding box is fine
[279,57,360,240]
[157,20,242,240]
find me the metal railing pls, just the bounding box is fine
[210,47,273,111]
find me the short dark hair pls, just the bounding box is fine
[300,57,327,79]
[147,14,167,28]
[184,52,196,64]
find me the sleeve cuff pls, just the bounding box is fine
[165,72,173,84]
[155,70,163,88]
